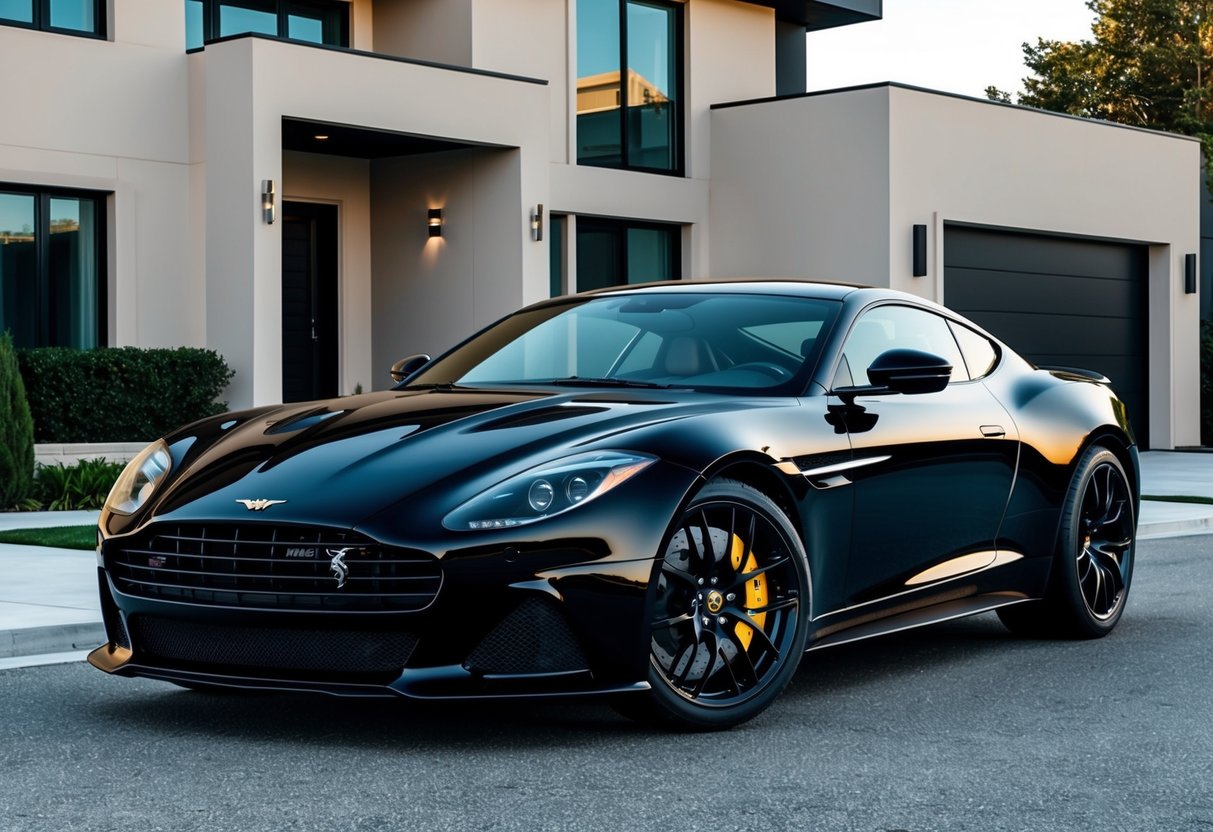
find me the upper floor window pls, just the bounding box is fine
[186,0,349,50]
[0,186,106,349]
[576,0,682,175]
[0,0,105,38]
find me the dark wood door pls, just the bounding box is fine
[281,202,338,403]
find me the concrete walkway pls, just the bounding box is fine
[0,452,1207,666]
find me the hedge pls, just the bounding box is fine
[0,332,35,507]
[18,346,234,443]
[1203,320,1213,446]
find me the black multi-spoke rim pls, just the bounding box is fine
[649,501,802,707]
[1076,461,1134,621]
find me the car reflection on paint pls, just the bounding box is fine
[89,280,1138,729]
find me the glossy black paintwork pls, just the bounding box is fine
[92,280,1139,699]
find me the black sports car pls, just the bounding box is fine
[89,280,1138,729]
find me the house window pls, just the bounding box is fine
[185,0,349,50]
[0,186,106,349]
[0,0,105,38]
[576,0,682,175]
[575,218,680,291]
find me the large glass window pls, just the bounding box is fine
[577,0,682,174]
[576,218,680,292]
[0,186,105,349]
[186,0,348,50]
[0,0,104,37]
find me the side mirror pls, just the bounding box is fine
[389,354,431,384]
[865,348,952,395]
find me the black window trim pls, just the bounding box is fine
[0,182,109,349]
[191,0,349,49]
[574,215,684,291]
[579,0,685,177]
[0,0,107,39]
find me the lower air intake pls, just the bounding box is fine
[464,598,589,676]
[130,616,418,677]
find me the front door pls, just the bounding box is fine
[281,201,338,403]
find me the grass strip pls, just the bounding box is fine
[0,525,96,550]
[1142,494,1213,506]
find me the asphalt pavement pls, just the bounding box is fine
[0,451,1208,664]
[0,534,1208,832]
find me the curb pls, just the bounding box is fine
[0,622,106,660]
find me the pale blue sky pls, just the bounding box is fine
[806,0,1098,99]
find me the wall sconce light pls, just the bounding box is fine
[530,204,544,242]
[1185,253,1197,294]
[261,179,276,225]
[428,208,444,238]
[912,224,927,277]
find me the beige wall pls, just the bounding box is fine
[370,148,524,389]
[370,0,472,64]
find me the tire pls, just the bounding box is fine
[613,479,810,730]
[998,445,1135,639]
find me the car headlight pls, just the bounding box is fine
[105,440,172,515]
[443,451,655,531]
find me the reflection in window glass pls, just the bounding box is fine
[287,13,324,42]
[576,0,622,167]
[577,219,679,291]
[0,193,38,347]
[625,227,676,283]
[950,321,999,379]
[49,198,98,349]
[0,0,33,24]
[626,1,677,171]
[49,0,93,31]
[185,0,204,48]
[220,1,276,37]
[842,306,968,385]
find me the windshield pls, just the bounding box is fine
[407,292,842,394]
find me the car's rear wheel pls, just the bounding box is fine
[998,445,1135,639]
[615,479,809,730]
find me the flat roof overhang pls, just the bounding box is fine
[742,0,881,30]
[282,117,507,158]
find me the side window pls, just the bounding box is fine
[841,306,968,386]
[948,321,999,380]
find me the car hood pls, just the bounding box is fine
[138,387,785,531]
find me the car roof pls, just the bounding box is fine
[575,278,868,302]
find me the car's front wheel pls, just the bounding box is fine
[616,479,809,730]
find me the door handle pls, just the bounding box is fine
[980,425,1006,438]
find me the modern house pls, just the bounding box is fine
[0,0,1202,449]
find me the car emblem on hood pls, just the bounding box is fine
[326,548,352,589]
[236,499,287,511]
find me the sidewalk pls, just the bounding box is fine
[0,453,1208,665]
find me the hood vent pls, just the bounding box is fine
[470,405,609,432]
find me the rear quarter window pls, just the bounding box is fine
[949,321,999,379]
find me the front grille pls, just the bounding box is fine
[464,598,589,676]
[108,524,441,612]
[129,616,418,676]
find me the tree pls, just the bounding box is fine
[0,331,35,509]
[990,0,1213,165]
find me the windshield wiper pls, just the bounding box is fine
[538,377,674,389]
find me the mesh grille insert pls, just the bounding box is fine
[464,598,589,676]
[130,616,418,676]
[107,524,441,612]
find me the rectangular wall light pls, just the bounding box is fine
[1185,253,1197,294]
[530,204,544,242]
[428,208,444,238]
[912,224,927,277]
[261,179,275,225]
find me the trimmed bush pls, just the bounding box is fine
[32,458,125,510]
[0,332,36,508]
[18,346,234,443]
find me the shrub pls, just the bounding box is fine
[0,331,36,508]
[32,458,125,511]
[18,346,234,443]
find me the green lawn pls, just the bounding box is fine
[0,525,96,550]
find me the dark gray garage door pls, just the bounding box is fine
[944,226,1149,446]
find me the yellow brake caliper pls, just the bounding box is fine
[730,534,767,651]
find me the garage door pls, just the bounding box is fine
[944,226,1149,447]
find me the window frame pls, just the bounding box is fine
[576,0,685,177]
[573,216,682,292]
[0,0,106,39]
[190,0,349,49]
[832,303,972,390]
[0,182,108,349]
